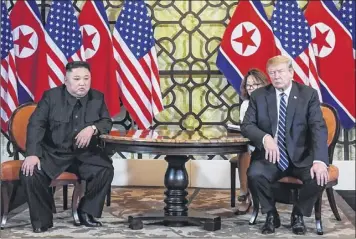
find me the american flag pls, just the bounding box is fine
[112,0,164,129]
[1,0,18,132]
[340,0,355,60]
[271,0,321,100]
[45,0,82,88]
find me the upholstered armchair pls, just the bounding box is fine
[248,103,341,235]
[1,103,83,229]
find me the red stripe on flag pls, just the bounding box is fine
[46,48,65,86]
[149,51,159,84]
[294,57,308,84]
[139,58,151,80]
[119,89,147,129]
[113,40,151,100]
[148,51,164,112]
[115,60,153,123]
[1,119,8,132]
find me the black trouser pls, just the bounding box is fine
[247,159,323,217]
[20,161,114,229]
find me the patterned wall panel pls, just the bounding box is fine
[3,0,354,161]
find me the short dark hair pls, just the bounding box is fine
[240,68,269,100]
[65,61,91,72]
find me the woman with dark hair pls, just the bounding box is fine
[235,68,269,214]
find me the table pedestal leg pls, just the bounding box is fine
[128,155,221,231]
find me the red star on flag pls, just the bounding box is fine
[233,25,256,54]
[14,28,34,55]
[312,27,331,54]
[82,28,96,51]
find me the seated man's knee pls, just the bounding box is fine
[19,168,41,184]
[247,161,265,180]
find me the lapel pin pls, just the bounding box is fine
[294,96,297,99]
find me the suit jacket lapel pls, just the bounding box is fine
[266,86,278,136]
[286,82,299,131]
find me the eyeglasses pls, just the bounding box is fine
[246,83,261,90]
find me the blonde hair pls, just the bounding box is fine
[266,55,293,70]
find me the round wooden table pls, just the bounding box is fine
[101,129,249,231]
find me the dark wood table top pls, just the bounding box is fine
[100,129,250,155]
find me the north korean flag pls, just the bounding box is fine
[79,0,121,117]
[305,0,355,129]
[216,0,279,94]
[9,0,49,104]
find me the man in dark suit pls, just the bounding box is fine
[241,55,329,235]
[20,61,114,233]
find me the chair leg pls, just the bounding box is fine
[326,187,342,221]
[230,162,237,207]
[72,181,83,226]
[249,191,259,225]
[106,186,111,207]
[1,182,14,229]
[63,185,68,210]
[314,191,323,235]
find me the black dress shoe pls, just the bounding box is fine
[33,223,53,233]
[261,211,281,234]
[291,214,306,235]
[88,215,103,226]
[78,211,102,227]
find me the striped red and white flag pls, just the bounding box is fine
[1,0,18,132]
[112,0,163,129]
[271,0,322,100]
[45,0,82,88]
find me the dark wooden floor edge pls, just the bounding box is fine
[334,190,355,227]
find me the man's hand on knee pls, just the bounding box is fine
[21,156,41,177]
[263,135,280,164]
[310,162,328,187]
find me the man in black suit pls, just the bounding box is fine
[20,61,114,233]
[241,55,329,235]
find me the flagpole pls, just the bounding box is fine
[40,0,46,25]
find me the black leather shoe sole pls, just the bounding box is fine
[33,224,53,233]
[292,226,306,235]
[261,216,281,234]
[262,227,275,234]
[78,211,103,227]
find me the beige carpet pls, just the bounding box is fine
[1,187,355,238]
